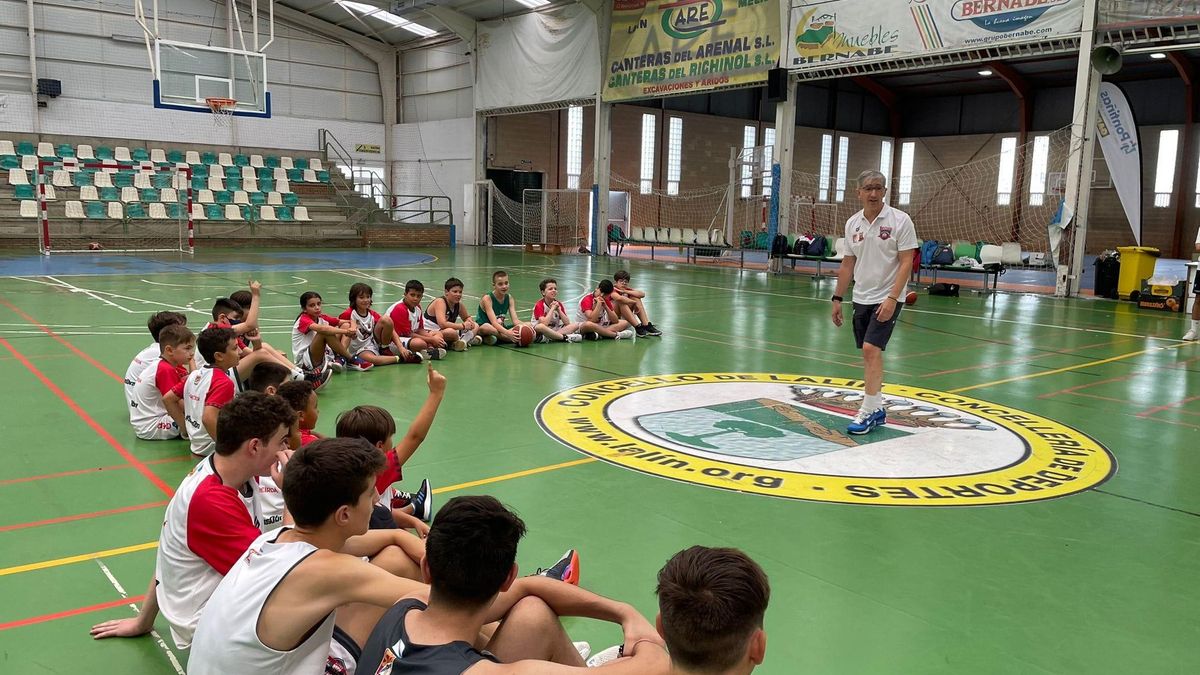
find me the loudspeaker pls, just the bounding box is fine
[1090,46,1123,75]
[37,78,61,98]
[765,68,788,103]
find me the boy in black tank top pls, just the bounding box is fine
[358,496,669,674]
[426,278,483,352]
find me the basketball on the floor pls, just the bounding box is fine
[515,324,535,347]
[906,291,918,305]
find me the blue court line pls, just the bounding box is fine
[0,251,437,278]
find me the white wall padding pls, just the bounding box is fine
[475,5,599,111]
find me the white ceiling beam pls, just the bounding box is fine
[423,6,475,43]
[275,4,392,60]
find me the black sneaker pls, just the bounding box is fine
[534,549,580,585]
[635,325,648,337]
[409,479,432,522]
[585,331,602,341]
[644,323,662,337]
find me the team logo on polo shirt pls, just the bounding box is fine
[536,373,1115,507]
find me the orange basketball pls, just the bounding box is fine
[905,291,918,305]
[516,324,535,347]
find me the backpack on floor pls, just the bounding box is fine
[929,283,960,297]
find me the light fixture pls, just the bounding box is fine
[978,69,993,76]
[335,0,438,38]
[514,0,551,7]
[1150,52,1167,59]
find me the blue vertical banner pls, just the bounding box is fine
[767,163,781,241]
[591,184,601,255]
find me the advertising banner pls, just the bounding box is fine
[786,0,1084,71]
[1095,82,1142,245]
[603,0,781,102]
[1100,0,1200,29]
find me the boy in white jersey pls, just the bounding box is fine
[124,311,189,421]
[337,282,405,367]
[426,277,484,351]
[533,278,584,344]
[189,437,430,675]
[292,290,373,379]
[384,280,451,360]
[164,327,242,457]
[129,324,194,440]
[91,392,296,645]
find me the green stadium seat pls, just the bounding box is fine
[234,154,250,167]
[240,205,252,220]
[152,173,172,189]
[166,202,183,219]
[225,178,242,192]
[249,192,267,206]
[85,201,107,218]
[204,204,222,220]
[293,158,309,170]
[283,193,300,206]
[131,148,150,162]
[99,187,120,201]
[259,178,274,192]
[140,188,159,202]
[223,165,239,178]
[95,146,115,160]
[16,141,35,156]
[286,169,303,182]
[167,150,185,164]
[201,152,218,165]
[72,171,93,187]
[113,172,135,188]
[126,203,148,218]
[276,206,294,221]
[0,156,18,169]
[13,184,35,200]
[257,167,272,180]
[56,144,75,158]
[215,191,233,204]
[190,164,209,178]
[264,155,280,169]
[316,170,330,182]
[191,175,206,191]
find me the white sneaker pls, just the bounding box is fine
[574,641,591,661]
[469,335,483,346]
[451,338,468,352]
[586,645,622,667]
[565,333,583,343]
[1184,329,1198,341]
[615,328,635,340]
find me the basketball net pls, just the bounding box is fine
[206,97,237,128]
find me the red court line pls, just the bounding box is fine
[0,594,145,633]
[1138,395,1200,418]
[0,500,169,533]
[0,295,124,383]
[0,456,192,488]
[0,337,174,497]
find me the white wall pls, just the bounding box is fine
[400,40,472,123]
[0,0,384,152]
[394,117,474,241]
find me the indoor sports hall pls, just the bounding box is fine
[1,1,1198,673]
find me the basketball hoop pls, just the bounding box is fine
[206,97,237,128]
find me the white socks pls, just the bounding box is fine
[862,393,883,413]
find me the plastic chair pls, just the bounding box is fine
[72,170,93,187]
[259,205,277,221]
[276,206,294,221]
[99,187,120,201]
[52,170,71,187]
[0,141,14,155]
[113,173,135,188]
[160,188,178,203]
[107,202,123,219]
[14,185,35,200]
[226,177,243,192]
[79,185,99,201]
[267,156,283,169]
[133,172,152,189]
[65,201,85,219]
[259,178,275,193]
[233,190,250,205]
[191,204,207,220]
[166,202,184,219]
[114,147,132,162]
[186,151,203,165]
[215,191,233,205]
[218,153,233,166]
[85,201,107,219]
[167,150,184,164]
[149,203,168,219]
[283,193,300,206]
[249,192,267,206]
[56,144,75,158]
[294,206,311,221]
[293,157,309,170]
[234,154,250,167]
[0,155,19,169]
[198,189,215,204]
[204,204,223,220]
[140,188,159,203]
[77,145,96,160]
[126,203,148,218]
[132,148,151,162]
[224,204,243,220]
[201,152,218,166]
[250,155,264,168]
[17,141,35,156]
[121,187,140,203]
[7,168,28,185]
[276,180,291,194]
[267,192,282,206]
[19,200,37,218]
[152,173,173,189]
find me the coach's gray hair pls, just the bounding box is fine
[857,170,887,188]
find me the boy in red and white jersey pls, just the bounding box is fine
[575,280,635,341]
[292,290,370,381]
[533,278,584,344]
[337,282,404,368]
[129,324,194,440]
[124,311,189,421]
[164,327,243,457]
[384,279,451,361]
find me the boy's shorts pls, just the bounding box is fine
[296,347,333,372]
[575,311,609,327]
[852,302,902,350]
[369,503,398,530]
[135,415,180,441]
[352,338,381,357]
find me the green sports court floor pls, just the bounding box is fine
[0,246,1196,674]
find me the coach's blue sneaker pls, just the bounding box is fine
[847,407,885,435]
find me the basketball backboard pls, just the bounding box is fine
[153,40,271,118]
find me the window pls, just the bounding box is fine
[1193,151,1200,207]
[1028,136,1050,206]
[762,127,776,197]
[835,136,850,202]
[996,137,1017,206]
[741,125,756,198]
[666,117,683,196]
[879,140,893,182]
[898,142,915,205]
[1154,129,1179,208]
[566,106,583,190]
[639,113,656,194]
[818,134,833,202]
[335,1,437,37]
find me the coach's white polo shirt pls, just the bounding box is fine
[843,204,919,306]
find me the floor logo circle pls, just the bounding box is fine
[535,373,1115,506]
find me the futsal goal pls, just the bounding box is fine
[35,160,194,255]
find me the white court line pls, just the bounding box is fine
[95,560,185,675]
[1,262,559,281]
[140,275,309,289]
[44,276,135,314]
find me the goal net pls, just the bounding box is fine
[36,160,193,255]
[785,126,1075,256]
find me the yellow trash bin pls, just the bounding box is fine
[1116,246,1160,299]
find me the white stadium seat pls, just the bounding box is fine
[185,151,201,165]
[65,201,85,218]
[52,170,71,187]
[149,203,168,219]
[259,205,277,221]
[80,185,99,201]
[198,189,215,204]
[93,172,113,188]
[224,204,242,220]
[233,190,250,205]
[280,157,294,169]
[121,187,140,203]
[294,206,311,221]
[77,145,96,160]
[8,169,28,185]
[275,180,291,194]
[0,140,14,155]
[107,202,123,219]
[19,200,37,218]
[161,188,178,203]
[21,155,36,171]
[207,175,225,191]
[150,149,167,164]
[191,203,207,220]
[114,147,132,162]
[134,173,152,189]
[309,159,323,171]
[218,153,233,166]
[37,142,56,158]
[250,155,264,168]
[302,169,318,183]
[267,191,282,205]
[241,166,256,180]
